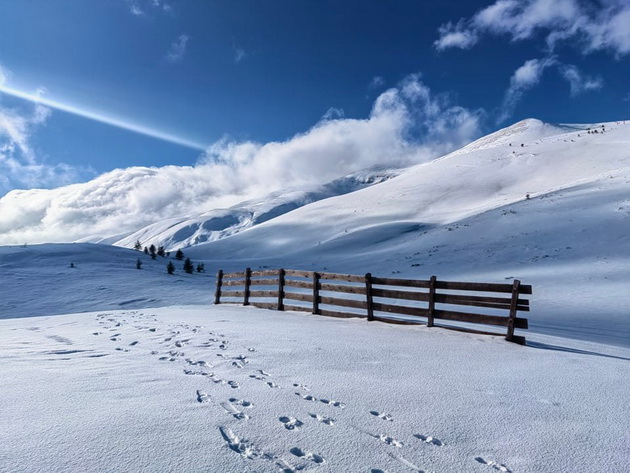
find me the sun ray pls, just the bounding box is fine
[0,84,208,151]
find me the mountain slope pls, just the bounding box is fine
[109,168,399,250]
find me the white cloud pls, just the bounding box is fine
[498,57,556,123]
[435,0,630,56]
[559,65,603,96]
[166,34,189,63]
[434,20,479,51]
[126,0,172,16]
[0,74,485,245]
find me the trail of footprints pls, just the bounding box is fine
[95,311,513,472]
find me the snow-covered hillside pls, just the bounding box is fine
[176,118,630,347]
[109,168,399,250]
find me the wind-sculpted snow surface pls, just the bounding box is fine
[0,305,628,472]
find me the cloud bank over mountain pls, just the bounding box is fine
[0,75,484,245]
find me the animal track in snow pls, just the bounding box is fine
[221,402,250,420]
[207,374,226,385]
[257,369,270,376]
[232,362,244,369]
[228,380,240,389]
[293,383,310,391]
[229,398,254,408]
[158,356,176,361]
[296,393,318,402]
[279,416,303,430]
[250,374,265,380]
[290,447,325,464]
[183,369,211,376]
[196,390,211,403]
[320,398,345,408]
[266,381,280,388]
[219,427,260,459]
[370,411,393,421]
[129,341,139,346]
[308,413,334,425]
[374,434,403,447]
[414,434,444,446]
[474,457,512,472]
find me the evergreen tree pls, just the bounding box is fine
[144,247,149,254]
[196,263,205,273]
[149,244,157,258]
[157,246,165,257]
[136,258,143,270]
[167,261,175,275]
[175,249,184,260]
[134,240,142,251]
[183,257,194,274]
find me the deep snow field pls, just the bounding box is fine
[1,119,630,472]
[1,305,629,473]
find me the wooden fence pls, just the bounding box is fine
[214,268,531,344]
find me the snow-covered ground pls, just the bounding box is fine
[1,305,628,473]
[1,118,629,472]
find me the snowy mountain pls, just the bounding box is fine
[110,168,400,250]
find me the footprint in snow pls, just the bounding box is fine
[267,381,280,388]
[414,434,444,446]
[279,416,303,430]
[129,341,139,346]
[229,398,254,408]
[308,413,334,425]
[370,411,393,421]
[196,390,210,403]
[475,457,512,472]
[320,398,345,408]
[290,447,325,464]
[250,374,265,380]
[219,427,260,460]
[293,383,310,391]
[374,434,403,447]
[296,393,318,402]
[228,381,240,389]
[221,402,250,420]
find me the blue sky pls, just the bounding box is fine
[0,0,629,195]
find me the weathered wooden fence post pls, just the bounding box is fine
[277,268,285,311]
[214,269,223,304]
[506,279,521,342]
[243,267,252,306]
[427,275,437,327]
[365,272,374,321]
[312,272,320,315]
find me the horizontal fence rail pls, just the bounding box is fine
[215,268,532,344]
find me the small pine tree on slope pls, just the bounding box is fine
[183,258,194,274]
